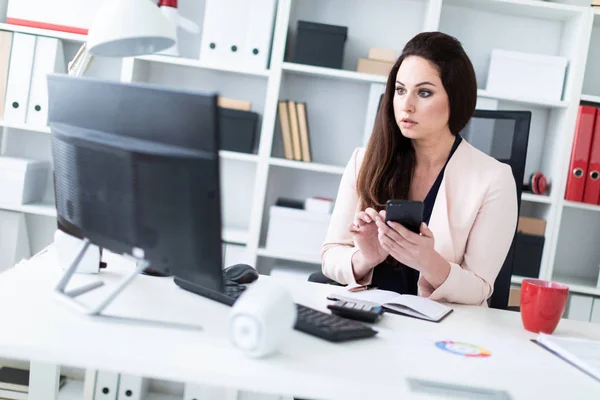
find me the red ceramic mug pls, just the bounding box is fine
[520,279,569,334]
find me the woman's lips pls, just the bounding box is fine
[400,119,417,128]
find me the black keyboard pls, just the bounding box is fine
[174,277,377,342]
[293,303,378,342]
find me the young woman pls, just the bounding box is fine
[320,32,518,306]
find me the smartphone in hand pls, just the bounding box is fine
[385,200,424,233]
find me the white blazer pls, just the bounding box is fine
[321,140,518,306]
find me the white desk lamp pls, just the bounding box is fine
[53,0,185,325]
[68,0,176,76]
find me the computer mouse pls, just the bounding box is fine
[223,264,259,284]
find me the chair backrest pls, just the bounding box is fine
[459,110,531,309]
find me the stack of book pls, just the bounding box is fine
[0,366,66,399]
[277,100,312,162]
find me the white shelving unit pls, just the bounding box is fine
[0,201,56,217]
[268,157,346,175]
[282,61,388,84]
[57,379,182,400]
[2,0,600,302]
[0,119,51,133]
[0,22,86,42]
[581,93,600,103]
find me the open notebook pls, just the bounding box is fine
[536,333,600,382]
[328,288,453,322]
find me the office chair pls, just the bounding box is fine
[308,110,531,310]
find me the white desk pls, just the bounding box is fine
[1,246,599,400]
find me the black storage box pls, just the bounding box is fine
[513,232,545,278]
[218,108,259,154]
[293,20,348,69]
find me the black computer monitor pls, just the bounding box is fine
[48,74,225,293]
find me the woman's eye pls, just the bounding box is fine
[419,90,432,98]
[395,87,405,95]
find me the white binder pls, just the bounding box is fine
[3,33,36,124]
[199,0,247,68]
[199,0,230,66]
[241,0,277,71]
[0,31,14,120]
[117,374,148,400]
[94,371,119,400]
[0,210,31,271]
[26,37,65,126]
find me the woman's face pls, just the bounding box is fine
[393,56,450,140]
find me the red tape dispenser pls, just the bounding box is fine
[524,172,549,195]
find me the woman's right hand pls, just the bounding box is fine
[349,208,388,277]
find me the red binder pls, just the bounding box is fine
[583,109,600,204]
[565,106,596,202]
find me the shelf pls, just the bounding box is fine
[58,379,180,400]
[222,228,249,245]
[553,274,600,297]
[136,54,270,78]
[513,273,600,297]
[146,392,181,400]
[0,120,51,134]
[477,89,568,108]
[0,202,248,242]
[581,94,600,104]
[0,22,87,42]
[444,0,584,21]
[269,158,346,175]
[58,379,84,400]
[256,247,321,265]
[282,62,387,85]
[0,202,56,217]
[563,200,600,213]
[219,150,259,163]
[522,193,552,204]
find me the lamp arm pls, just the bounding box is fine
[68,43,95,77]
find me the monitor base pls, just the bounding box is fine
[52,239,202,331]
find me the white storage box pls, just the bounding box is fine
[0,210,30,271]
[0,156,49,204]
[486,49,568,102]
[265,206,331,263]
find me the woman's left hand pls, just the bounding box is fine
[374,210,436,272]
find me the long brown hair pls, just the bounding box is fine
[357,32,477,210]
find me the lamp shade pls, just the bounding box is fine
[87,0,176,57]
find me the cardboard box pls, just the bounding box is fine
[517,216,546,236]
[357,58,393,76]
[368,48,396,63]
[508,287,521,308]
[218,97,252,111]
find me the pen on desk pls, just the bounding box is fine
[348,285,377,293]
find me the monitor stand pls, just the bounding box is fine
[53,239,202,331]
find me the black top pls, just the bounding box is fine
[370,135,463,295]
